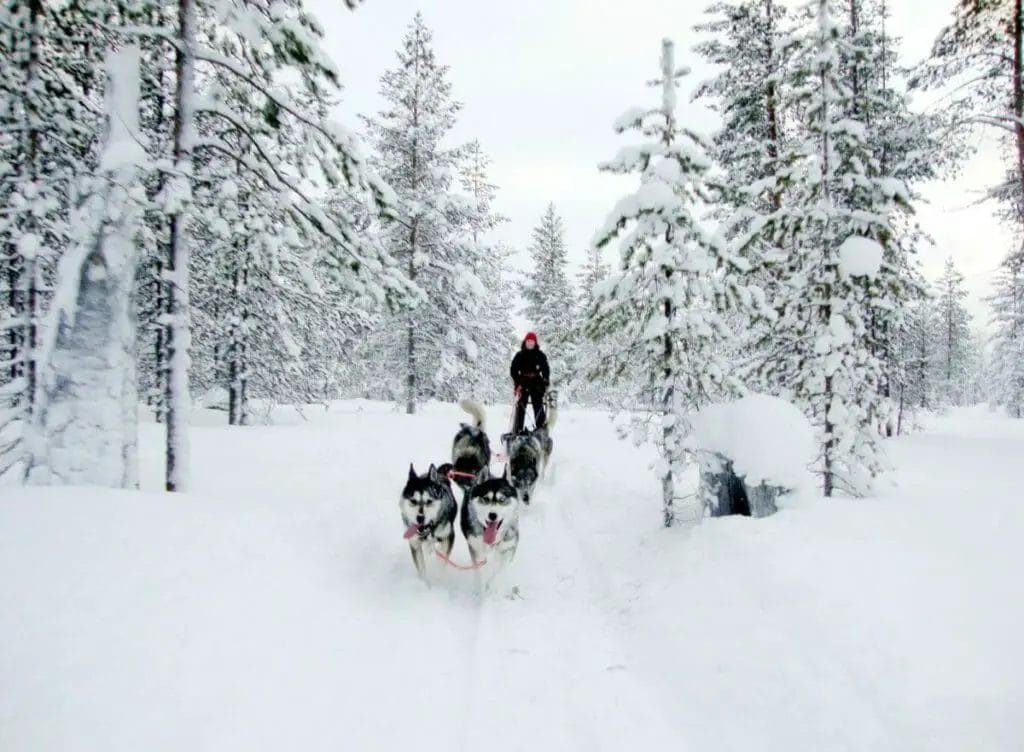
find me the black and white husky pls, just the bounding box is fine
[460,468,520,583]
[451,399,491,492]
[400,463,458,580]
[502,409,556,504]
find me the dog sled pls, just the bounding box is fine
[401,396,554,588]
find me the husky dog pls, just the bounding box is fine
[400,462,458,580]
[460,469,520,582]
[501,409,556,504]
[451,399,491,492]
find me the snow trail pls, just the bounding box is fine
[1,402,1021,750]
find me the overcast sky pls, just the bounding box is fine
[309,0,1011,331]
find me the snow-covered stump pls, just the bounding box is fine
[690,395,815,519]
[25,48,146,488]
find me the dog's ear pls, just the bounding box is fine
[478,465,491,482]
[427,463,440,482]
[408,463,417,481]
[502,463,511,482]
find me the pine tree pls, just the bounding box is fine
[578,245,609,312]
[934,256,973,406]
[455,141,514,403]
[911,0,1024,228]
[962,327,986,406]
[840,0,937,421]
[740,0,907,496]
[522,203,576,390]
[523,204,575,337]
[585,38,750,526]
[988,251,1024,417]
[571,245,616,407]
[361,13,485,413]
[160,0,198,491]
[694,0,790,220]
[900,293,940,414]
[157,0,410,483]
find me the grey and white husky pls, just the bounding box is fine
[400,462,457,580]
[460,468,520,583]
[451,399,491,492]
[501,409,556,504]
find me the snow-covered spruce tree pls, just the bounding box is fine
[190,151,390,421]
[570,245,612,407]
[522,204,573,331]
[454,140,514,403]
[361,13,485,413]
[963,327,987,406]
[900,292,940,414]
[584,38,751,527]
[911,0,1024,229]
[0,0,104,478]
[839,0,940,425]
[742,0,906,496]
[934,256,973,407]
[578,244,610,311]
[988,251,1024,416]
[694,0,790,222]
[25,47,146,487]
[692,0,793,403]
[522,203,576,373]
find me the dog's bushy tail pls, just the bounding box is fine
[459,399,486,429]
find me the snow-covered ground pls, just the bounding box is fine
[2,402,1021,751]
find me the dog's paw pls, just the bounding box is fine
[504,585,523,601]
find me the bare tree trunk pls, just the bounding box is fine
[658,38,678,527]
[153,257,166,422]
[4,0,43,415]
[764,0,783,212]
[22,0,41,416]
[150,3,169,425]
[227,241,248,426]
[165,0,196,492]
[661,310,675,528]
[918,330,929,409]
[818,44,836,498]
[405,219,418,415]
[897,383,905,435]
[1014,0,1024,217]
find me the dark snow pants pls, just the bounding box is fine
[513,384,546,432]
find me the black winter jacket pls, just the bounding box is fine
[510,347,550,387]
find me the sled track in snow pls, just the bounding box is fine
[441,454,682,750]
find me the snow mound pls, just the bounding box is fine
[689,394,815,489]
[838,235,883,279]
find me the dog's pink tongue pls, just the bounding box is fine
[483,521,501,545]
[403,523,420,540]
